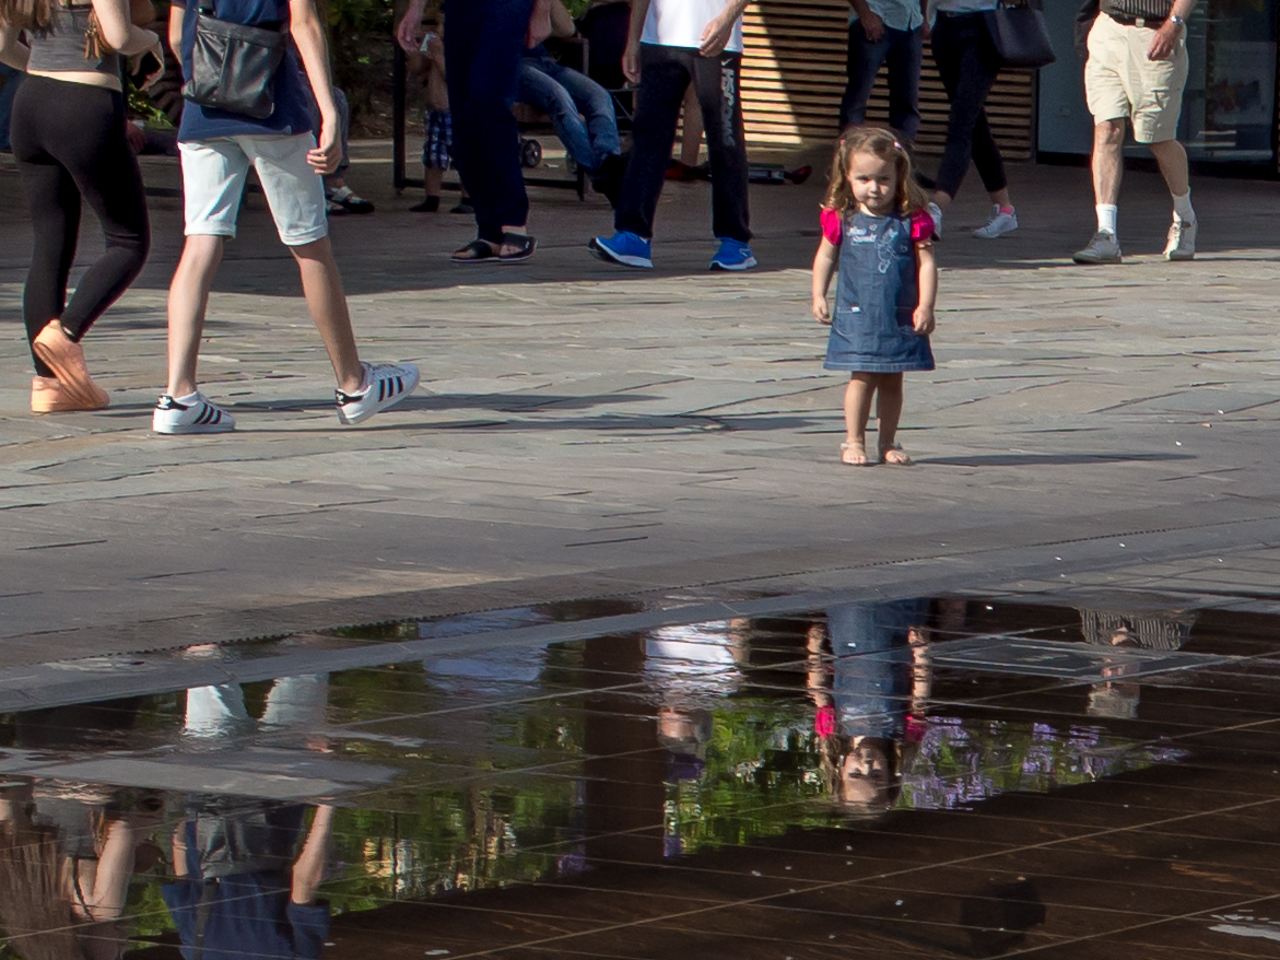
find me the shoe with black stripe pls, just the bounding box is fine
[152,392,235,434]
[336,361,420,425]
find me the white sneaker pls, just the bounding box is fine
[972,204,1018,239]
[1072,231,1122,264]
[336,362,420,425]
[927,201,943,240]
[1164,218,1196,260]
[153,392,235,434]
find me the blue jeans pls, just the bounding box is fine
[839,22,922,142]
[0,63,21,151]
[615,44,750,243]
[517,56,619,172]
[444,0,533,243]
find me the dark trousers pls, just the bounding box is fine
[10,76,149,379]
[615,44,750,243]
[930,11,1007,200]
[443,0,533,243]
[840,22,922,142]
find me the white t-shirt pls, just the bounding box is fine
[641,0,745,54]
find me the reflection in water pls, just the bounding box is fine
[1080,603,1198,720]
[164,802,332,960]
[0,596,1239,957]
[0,780,160,960]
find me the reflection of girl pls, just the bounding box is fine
[809,600,931,814]
[0,782,155,960]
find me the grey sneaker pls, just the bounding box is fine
[1072,231,1122,264]
[1164,218,1196,260]
[972,204,1018,239]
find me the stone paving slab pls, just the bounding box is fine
[1,144,1279,662]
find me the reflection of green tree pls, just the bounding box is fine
[667,703,841,854]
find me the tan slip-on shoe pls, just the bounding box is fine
[32,320,109,409]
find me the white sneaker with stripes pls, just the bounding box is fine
[152,392,235,434]
[336,362,420,425]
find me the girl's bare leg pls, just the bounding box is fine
[842,374,876,465]
[876,373,912,464]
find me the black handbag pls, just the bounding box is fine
[984,0,1056,70]
[182,4,287,119]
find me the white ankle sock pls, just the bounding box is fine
[1096,204,1118,236]
[173,391,200,405]
[1172,191,1195,223]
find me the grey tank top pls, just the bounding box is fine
[26,4,121,79]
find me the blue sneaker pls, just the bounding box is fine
[589,231,653,269]
[709,238,757,271]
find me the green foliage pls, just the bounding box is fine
[128,85,172,127]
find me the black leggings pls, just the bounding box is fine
[10,75,149,378]
[930,12,1008,200]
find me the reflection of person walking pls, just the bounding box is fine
[1073,0,1196,264]
[155,0,419,433]
[812,128,937,467]
[0,0,161,413]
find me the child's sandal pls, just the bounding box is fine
[880,444,913,466]
[840,441,872,466]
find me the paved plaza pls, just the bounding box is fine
[3,142,1280,960]
[1,145,1279,666]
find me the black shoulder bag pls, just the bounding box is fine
[182,1,287,119]
[984,0,1056,70]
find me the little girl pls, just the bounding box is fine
[812,127,938,466]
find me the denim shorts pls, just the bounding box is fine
[179,133,328,246]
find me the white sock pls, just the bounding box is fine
[173,391,200,405]
[1172,191,1195,223]
[1096,204,1118,236]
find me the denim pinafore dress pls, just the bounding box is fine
[824,210,935,374]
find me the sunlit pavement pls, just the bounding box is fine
[1,144,1279,661]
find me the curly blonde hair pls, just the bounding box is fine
[823,126,929,217]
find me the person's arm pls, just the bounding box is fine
[849,0,883,42]
[90,0,159,54]
[700,0,748,57]
[1148,0,1193,61]
[168,0,184,69]
[0,20,30,70]
[549,0,575,38]
[812,238,838,324]
[395,0,426,53]
[291,805,335,904]
[622,0,649,83]
[289,0,341,174]
[913,241,936,334]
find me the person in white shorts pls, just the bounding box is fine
[1073,0,1197,265]
[154,0,419,434]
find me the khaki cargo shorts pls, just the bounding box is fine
[1085,12,1188,144]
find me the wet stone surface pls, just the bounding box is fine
[2,596,1280,958]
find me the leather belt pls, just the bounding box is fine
[1107,11,1167,27]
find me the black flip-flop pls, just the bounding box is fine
[497,232,536,263]
[451,239,497,264]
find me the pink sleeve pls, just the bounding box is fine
[820,208,843,246]
[911,208,936,244]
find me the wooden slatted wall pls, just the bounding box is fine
[741,0,1034,159]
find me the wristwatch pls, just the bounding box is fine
[1169,14,1186,26]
